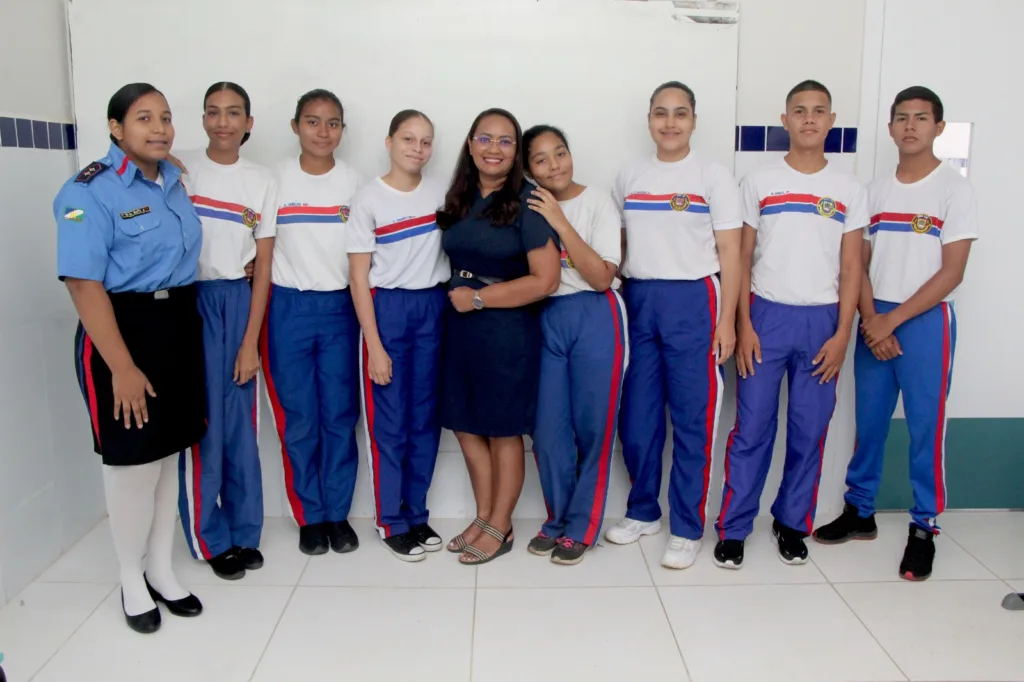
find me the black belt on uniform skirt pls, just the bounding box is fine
[454,269,504,286]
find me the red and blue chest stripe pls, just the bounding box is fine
[191,195,260,228]
[375,213,438,245]
[277,204,347,225]
[869,212,943,239]
[623,192,711,214]
[759,193,847,223]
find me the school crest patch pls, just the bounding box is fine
[670,194,691,212]
[816,197,837,218]
[242,207,258,229]
[911,214,933,234]
[339,205,351,223]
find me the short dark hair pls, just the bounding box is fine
[649,81,696,112]
[388,109,433,137]
[107,83,163,145]
[889,86,944,123]
[523,124,570,157]
[294,89,344,125]
[205,82,252,145]
[786,80,832,106]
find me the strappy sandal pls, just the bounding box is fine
[447,517,486,554]
[458,521,514,566]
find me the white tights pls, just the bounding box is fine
[103,454,188,616]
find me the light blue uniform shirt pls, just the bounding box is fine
[54,142,202,293]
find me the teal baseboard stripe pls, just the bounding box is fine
[877,417,1024,510]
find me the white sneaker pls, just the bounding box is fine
[604,518,662,545]
[661,536,702,570]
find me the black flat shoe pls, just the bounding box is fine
[299,523,330,555]
[122,590,161,634]
[234,546,264,570]
[208,549,246,581]
[145,577,203,617]
[327,520,359,553]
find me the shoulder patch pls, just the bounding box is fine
[75,161,110,184]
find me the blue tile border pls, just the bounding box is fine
[735,125,858,153]
[0,116,76,150]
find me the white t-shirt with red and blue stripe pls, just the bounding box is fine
[176,150,278,282]
[742,159,869,306]
[346,175,450,290]
[272,156,361,291]
[866,162,978,304]
[614,152,742,281]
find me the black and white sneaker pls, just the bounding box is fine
[772,520,809,565]
[234,547,264,570]
[713,539,744,569]
[208,549,246,580]
[899,524,935,581]
[327,520,359,554]
[410,523,443,552]
[383,532,427,562]
[299,523,329,556]
[813,503,878,544]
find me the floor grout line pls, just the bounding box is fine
[246,554,311,682]
[468,564,478,682]
[28,583,117,682]
[638,537,694,681]
[827,582,910,682]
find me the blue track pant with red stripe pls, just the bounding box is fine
[178,279,262,560]
[533,290,628,546]
[360,286,445,539]
[716,296,839,540]
[618,277,724,540]
[261,285,360,527]
[843,300,955,533]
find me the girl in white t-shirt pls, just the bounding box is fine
[347,110,449,562]
[523,125,628,565]
[173,82,277,581]
[261,89,362,557]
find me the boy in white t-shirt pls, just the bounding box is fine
[605,82,743,571]
[347,110,450,562]
[814,87,978,581]
[714,81,868,569]
[172,83,277,581]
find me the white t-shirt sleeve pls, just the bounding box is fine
[611,169,627,222]
[590,191,622,266]
[740,172,761,229]
[941,180,980,245]
[345,186,377,254]
[708,163,743,231]
[844,180,870,233]
[254,175,279,240]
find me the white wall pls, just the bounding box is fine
[0,0,105,605]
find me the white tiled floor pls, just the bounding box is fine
[1,512,1022,682]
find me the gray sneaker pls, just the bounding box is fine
[551,537,589,565]
[527,532,558,556]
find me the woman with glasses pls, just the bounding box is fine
[438,108,560,565]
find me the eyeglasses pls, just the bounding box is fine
[472,134,516,149]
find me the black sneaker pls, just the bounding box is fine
[713,539,744,569]
[234,547,264,570]
[383,532,427,562]
[208,549,246,580]
[410,523,443,552]
[299,523,329,556]
[813,503,878,544]
[772,520,809,565]
[527,532,559,556]
[899,524,935,581]
[550,537,589,565]
[327,520,359,553]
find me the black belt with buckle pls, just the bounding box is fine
[455,269,504,286]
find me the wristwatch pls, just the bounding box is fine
[472,291,484,310]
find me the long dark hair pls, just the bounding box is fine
[108,83,163,145]
[523,124,570,179]
[437,108,524,229]
[205,82,252,145]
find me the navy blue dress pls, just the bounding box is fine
[440,185,555,437]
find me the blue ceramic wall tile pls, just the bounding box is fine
[734,125,739,152]
[48,122,63,150]
[64,123,77,151]
[824,127,843,154]
[0,117,16,147]
[739,125,766,152]
[15,118,33,148]
[842,127,858,154]
[765,126,790,152]
[32,120,49,149]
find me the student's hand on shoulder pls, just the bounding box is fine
[860,312,898,348]
[167,154,188,174]
[714,323,736,366]
[448,286,476,313]
[871,335,902,362]
[234,341,260,385]
[812,333,850,384]
[111,364,156,429]
[736,322,761,378]
[367,344,393,386]
[527,187,570,232]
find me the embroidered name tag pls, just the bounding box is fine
[120,206,151,220]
